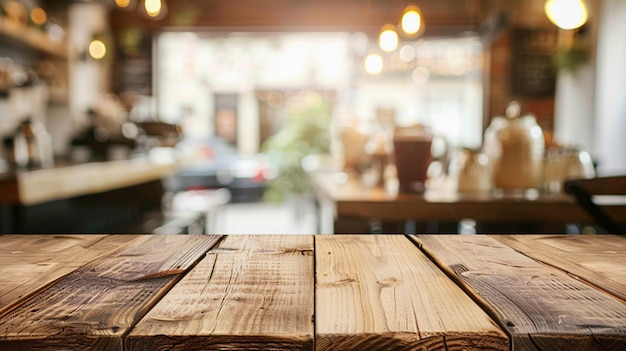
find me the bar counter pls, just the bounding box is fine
[0,158,179,233]
[0,157,178,206]
[1,234,625,350]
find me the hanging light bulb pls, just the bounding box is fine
[364,53,384,75]
[89,39,107,60]
[399,5,424,37]
[115,0,137,11]
[545,0,589,30]
[139,0,168,20]
[379,24,399,53]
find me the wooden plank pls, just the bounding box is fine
[413,235,626,351]
[127,235,314,351]
[0,235,137,316]
[316,235,508,351]
[0,235,221,351]
[494,235,626,302]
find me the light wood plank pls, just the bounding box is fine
[414,235,626,351]
[0,235,138,316]
[0,235,221,351]
[494,234,626,302]
[316,235,508,351]
[127,235,314,351]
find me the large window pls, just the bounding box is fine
[155,31,484,154]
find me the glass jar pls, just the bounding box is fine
[454,148,492,193]
[540,146,596,193]
[361,121,394,188]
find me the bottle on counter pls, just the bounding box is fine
[361,119,394,188]
[11,117,54,168]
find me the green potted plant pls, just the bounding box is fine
[262,94,332,204]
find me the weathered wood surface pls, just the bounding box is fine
[127,235,315,351]
[0,235,221,351]
[316,235,508,351]
[0,235,136,317]
[494,234,626,302]
[413,235,626,351]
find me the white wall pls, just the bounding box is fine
[594,0,626,174]
[68,2,109,126]
[553,64,595,154]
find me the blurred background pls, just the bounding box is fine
[0,0,623,234]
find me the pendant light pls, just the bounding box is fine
[114,0,168,21]
[378,24,399,53]
[399,5,424,38]
[364,53,384,75]
[545,0,589,30]
[138,0,168,20]
[88,38,107,60]
[114,0,137,10]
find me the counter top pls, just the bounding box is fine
[1,234,625,350]
[0,158,178,205]
[310,171,626,233]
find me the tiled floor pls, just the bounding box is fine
[210,198,318,235]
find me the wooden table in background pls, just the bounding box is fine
[310,171,626,234]
[1,234,625,350]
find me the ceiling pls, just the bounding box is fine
[47,0,499,37]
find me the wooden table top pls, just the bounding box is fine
[0,158,178,205]
[1,234,625,350]
[310,171,626,224]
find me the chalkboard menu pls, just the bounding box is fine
[115,30,153,96]
[510,28,558,96]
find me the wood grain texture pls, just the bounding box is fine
[0,235,221,351]
[316,235,508,351]
[413,235,626,351]
[127,235,315,351]
[0,235,136,317]
[494,235,626,302]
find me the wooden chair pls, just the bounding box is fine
[563,175,626,234]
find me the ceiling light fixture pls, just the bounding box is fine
[378,24,399,52]
[139,0,167,20]
[114,0,135,9]
[399,5,424,37]
[377,3,425,53]
[364,53,384,75]
[545,0,589,30]
[114,0,168,21]
[88,39,107,60]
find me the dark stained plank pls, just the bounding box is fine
[0,235,221,351]
[126,235,314,351]
[413,235,626,351]
[494,234,626,302]
[0,235,137,316]
[316,235,508,351]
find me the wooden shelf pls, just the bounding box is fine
[0,20,68,59]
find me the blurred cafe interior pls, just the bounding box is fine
[0,0,624,235]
